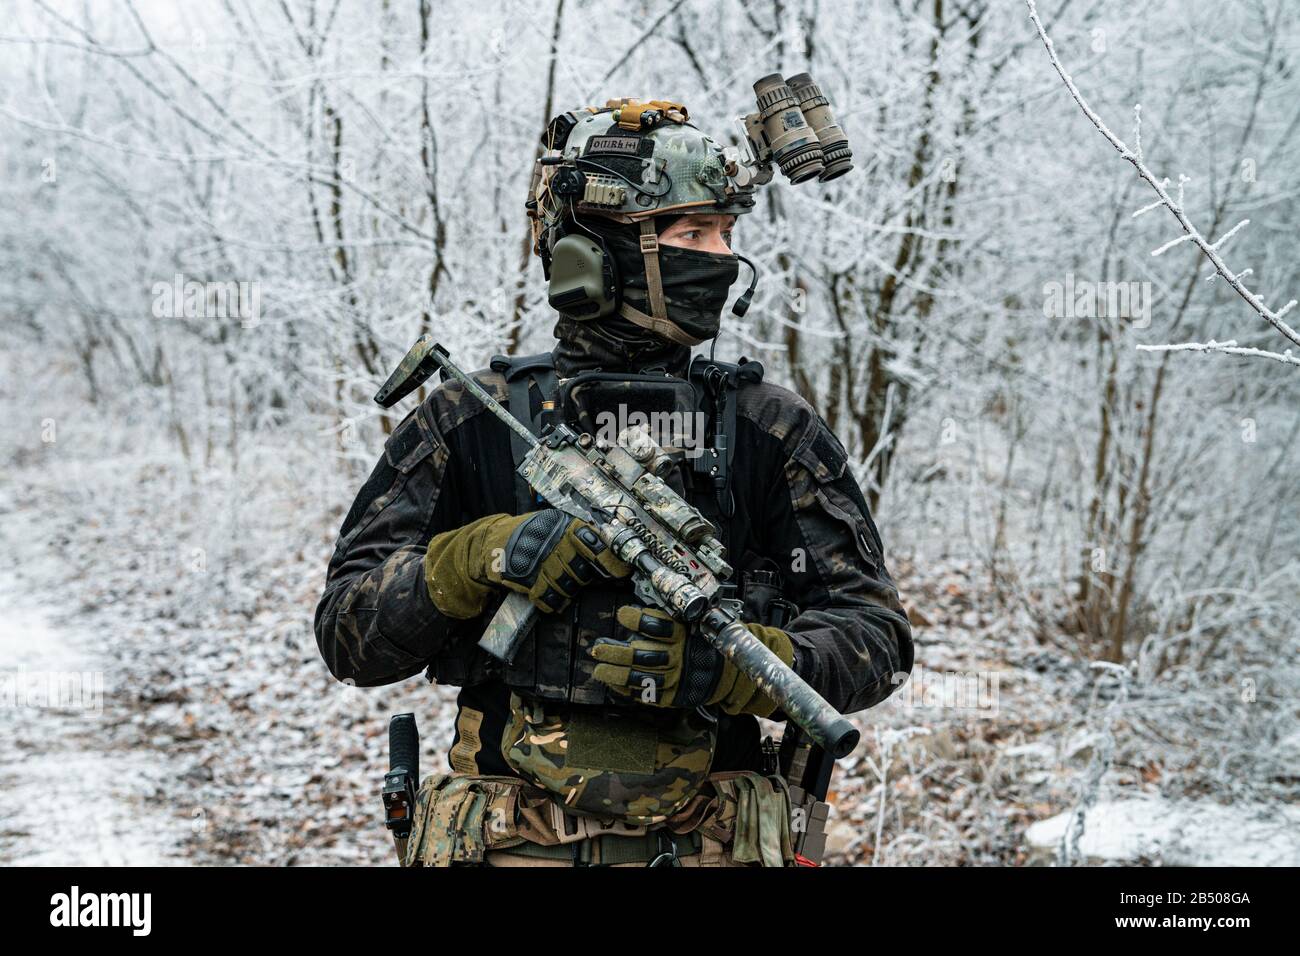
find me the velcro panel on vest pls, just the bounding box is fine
[566,710,657,775]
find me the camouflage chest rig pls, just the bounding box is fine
[422,351,794,689]
[489,349,787,702]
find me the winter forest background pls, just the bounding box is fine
[1,0,1297,865]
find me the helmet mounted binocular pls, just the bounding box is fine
[733,72,853,187]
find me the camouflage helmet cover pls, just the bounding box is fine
[529,98,756,246]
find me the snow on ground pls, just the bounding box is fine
[0,591,181,864]
[0,383,461,865]
[0,504,460,865]
[1025,798,1300,866]
[1,356,1293,866]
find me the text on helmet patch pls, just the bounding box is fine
[586,135,643,156]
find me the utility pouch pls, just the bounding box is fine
[403,773,531,867]
[501,692,717,825]
[665,770,796,867]
[708,772,796,867]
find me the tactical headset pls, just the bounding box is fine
[546,216,759,345]
[545,222,619,322]
[534,130,687,337]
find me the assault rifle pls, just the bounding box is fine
[375,336,860,758]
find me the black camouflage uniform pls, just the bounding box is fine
[314,317,914,775]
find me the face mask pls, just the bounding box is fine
[552,314,691,377]
[605,231,740,343]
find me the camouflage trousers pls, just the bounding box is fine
[402,771,795,868]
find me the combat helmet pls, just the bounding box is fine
[526,98,759,346]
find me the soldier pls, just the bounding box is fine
[314,98,914,867]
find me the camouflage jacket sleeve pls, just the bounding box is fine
[314,394,471,687]
[740,385,914,715]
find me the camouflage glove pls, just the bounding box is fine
[424,509,630,619]
[591,607,795,717]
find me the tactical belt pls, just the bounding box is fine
[403,771,795,867]
[498,829,704,866]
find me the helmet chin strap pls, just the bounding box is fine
[617,219,707,347]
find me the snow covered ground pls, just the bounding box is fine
[1025,798,1300,867]
[0,456,462,866]
[0,590,182,865]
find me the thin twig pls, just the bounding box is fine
[1025,0,1300,361]
[1136,340,1300,368]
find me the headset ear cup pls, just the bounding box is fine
[547,233,617,319]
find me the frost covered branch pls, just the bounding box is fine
[1025,0,1300,364]
[1136,339,1300,368]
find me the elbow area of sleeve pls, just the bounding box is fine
[789,603,914,715]
[314,544,448,686]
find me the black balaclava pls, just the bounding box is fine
[553,214,738,377]
[552,312,690,377]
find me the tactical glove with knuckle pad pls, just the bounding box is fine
[423,508,630,619]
